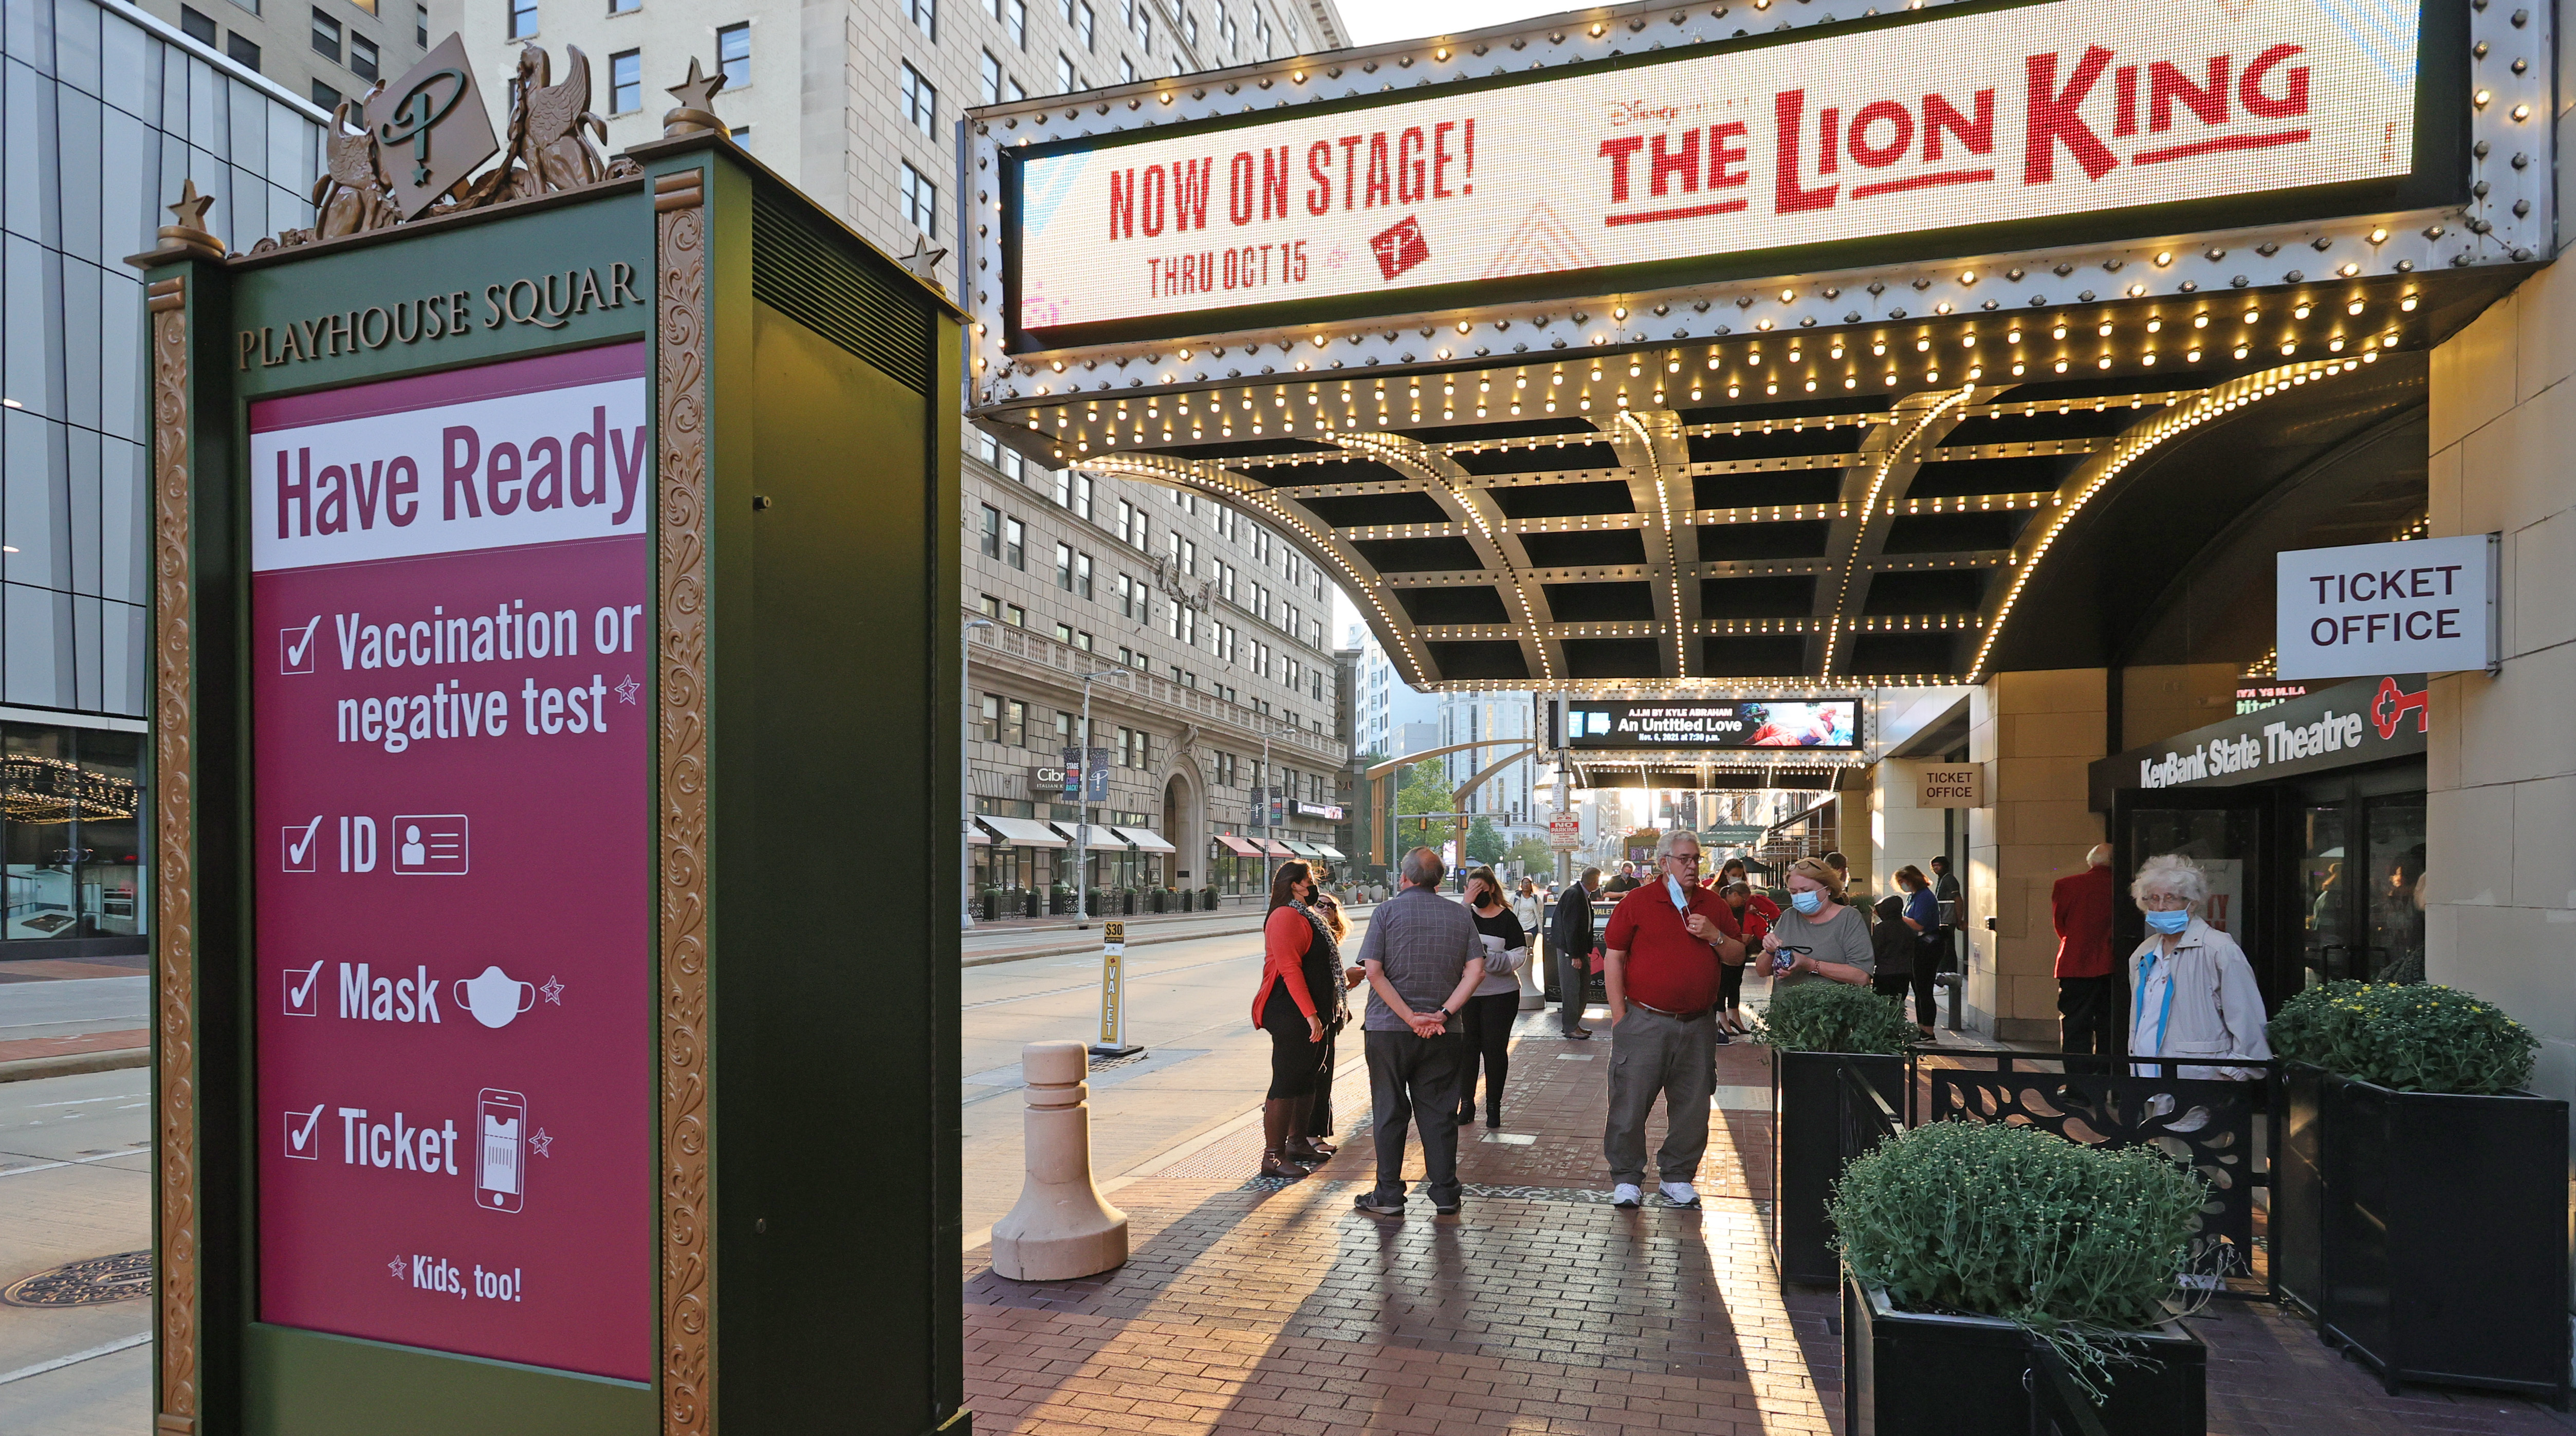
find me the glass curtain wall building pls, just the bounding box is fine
[2,0,322,956]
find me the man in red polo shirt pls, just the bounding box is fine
[1600,829,1745,1209]
[2052,843,2120,1056]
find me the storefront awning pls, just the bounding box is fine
[1214,834,1261,857]
[1110,826,1176,854]
[977,816,1068,849]
[966,824,991,845]
[1282,840,1327,859]
[1254,838,1296,858]
[1311,843,1346,861]
[1064,824,1129,849]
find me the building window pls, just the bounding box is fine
[1077,1,1094,48]
[1006,0,1025,47]
[1055,53,1073,93]
[1119,56,1133,82]
[1074,475,1093,521]
[1075,553,1093,600]
[610,49,641,112]
[1128,728,1148,768]
[179,4,218,41]
[310,8,341,60]
[1182,539,1196,575]
[348,31,378,80]
[417,3,429,44]
[899,62,935,135]
[1116,573,1136,619]
[980,593,1002,618]
[311,78,342,108]
[1182,9,1195,45]
[717,21,750,87]
[1052,469,1072,507]
[1005,699,1028,746]
[899,161,937,237]
[909,0,936,40]
[978,504,1001,558]
[1003,517,1024,569]
[1055,542,1074,591]
[979,49,1002,103]
[1004,603,1026,627]
[226,31,261,68]
[1218,12,1234,52]
[609,0,637,11]
[507,0,537,38]
[730,125,750,144]
[1055,622,1074,645]
[1115,499,1135,546]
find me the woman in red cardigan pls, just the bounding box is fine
[1252,859,1341,1179]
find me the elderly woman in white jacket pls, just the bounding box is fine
[2128,854,2272,1080]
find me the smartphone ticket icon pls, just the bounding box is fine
[391,815,469,875]
[282,961,323,1016]
[283,1103,324,1160]
[279,616,320,674]
[476,1089,525,1213]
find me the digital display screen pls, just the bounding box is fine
[1008,0,2425,337]
[1560,699,1862,750]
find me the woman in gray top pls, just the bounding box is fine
[1759,857,1875,988]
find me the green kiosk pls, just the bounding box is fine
[129,44,965,1436]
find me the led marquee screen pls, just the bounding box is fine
[1560,699,1863,751]
[1006,0,2439,339]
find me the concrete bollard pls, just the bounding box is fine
[989,1040,1129,1282]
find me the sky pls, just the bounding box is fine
[1323,0,1578,658]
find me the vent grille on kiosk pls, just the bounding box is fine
[749,191,932,395]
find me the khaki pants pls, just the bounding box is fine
[1602,1005,1717,1187]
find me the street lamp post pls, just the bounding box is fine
[962,617,996,930]
[1073,666,1124,926]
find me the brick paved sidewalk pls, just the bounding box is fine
[963,1015,2573,1435]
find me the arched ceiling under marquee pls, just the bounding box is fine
[1008,274,2517,692]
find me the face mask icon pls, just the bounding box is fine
[455,966,537,1029]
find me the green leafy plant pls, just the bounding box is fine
[2268,980,2538,1094]
[1832,1121,2205,1396]
[1752,980,1916,1055]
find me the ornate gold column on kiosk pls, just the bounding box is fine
[132,45,964,1436]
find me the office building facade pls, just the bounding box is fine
[138,0,428,117]
[2,0,323,957]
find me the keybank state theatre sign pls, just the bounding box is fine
[2087,674,2431,812]
[1005,0,2459,341]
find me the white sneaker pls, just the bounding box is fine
[1610,1183,1642,1208]
[1660,1181,1701,1208]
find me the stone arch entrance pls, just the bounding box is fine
[1161,764,1204,890]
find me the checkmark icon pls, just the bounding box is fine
[280,616,320,674]
[281,816,323,873]
[284,1103,323,1159]
[285,961,323,1016]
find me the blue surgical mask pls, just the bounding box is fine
[1789,889,1824,915]
[2144,908,2191,935]
[1666,875,1690,912]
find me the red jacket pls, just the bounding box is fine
[2051,865,2117,979]
[1253,905,1318,1024]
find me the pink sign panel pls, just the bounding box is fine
[251,343,653,1381]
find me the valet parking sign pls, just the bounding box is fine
[250,343,653,1380]
[1010,0,2424,333]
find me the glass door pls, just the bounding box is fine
[2294,801,2358,988]
[2361,793,2427,983]
[2112,788,2277,1005]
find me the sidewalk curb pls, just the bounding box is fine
[960,905,1377,969]
[0,1047,150,1083]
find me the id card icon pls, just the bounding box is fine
[476,1089,525,1213]
[391,815,469,875]
[1369,215,1430,281]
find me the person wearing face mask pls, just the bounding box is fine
[1758,858,1875,990]
[1252,860,1337,1179]
[1454,867,1531,1129]
[2128,854,2271,1080]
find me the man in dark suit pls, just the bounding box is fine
[1550,867,1603,1038]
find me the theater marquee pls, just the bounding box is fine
[1005,0,2456,342]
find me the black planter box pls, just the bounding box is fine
[1771,1048,1904,1285]
[1843,1277,2205,1436]
[2273,1062,2328,1316]
[2313,1070,2570,1405]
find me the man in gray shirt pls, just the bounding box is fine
[1351,846,1485,1218]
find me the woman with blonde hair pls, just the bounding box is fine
[1297,891,1365,1158]
[1757,856,1875,989]
[2128,854,2271,1079]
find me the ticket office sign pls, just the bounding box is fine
[250,343,654,1381]
[1006,0,2456,340]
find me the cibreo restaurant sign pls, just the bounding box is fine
[2088,673,2432,812]
[1006,0,2440,340]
